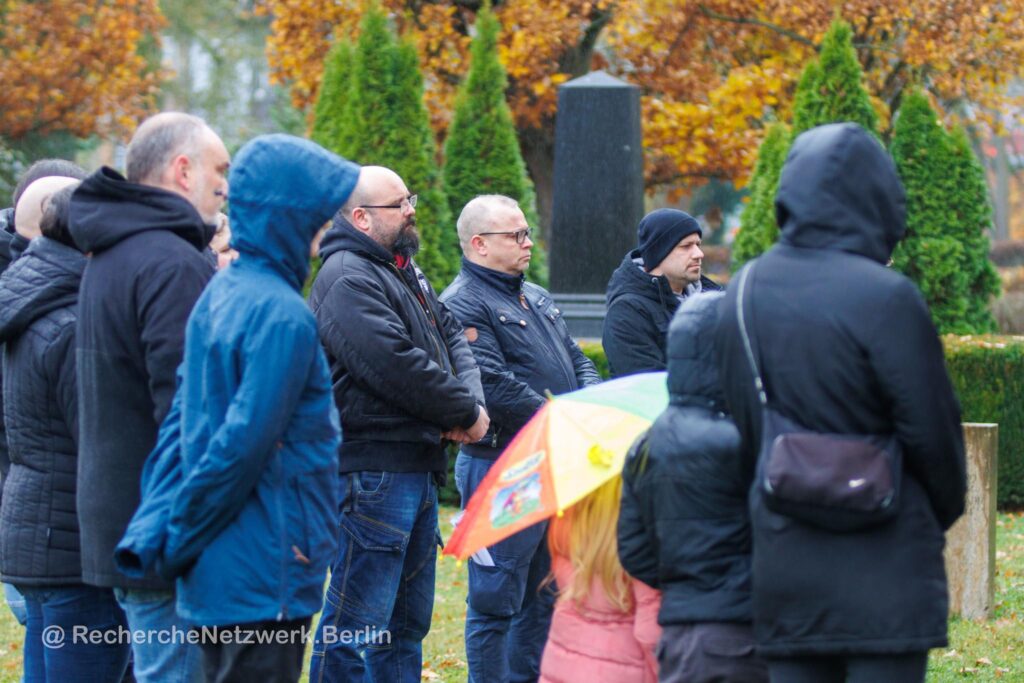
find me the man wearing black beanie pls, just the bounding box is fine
[602,208,722,377]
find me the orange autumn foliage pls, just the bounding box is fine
[259,0,1024,193]
[0,0,165,141]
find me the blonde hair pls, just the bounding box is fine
[547,476,634,613]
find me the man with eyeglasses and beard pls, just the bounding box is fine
[308,166,490,683]
[440,195,600,683]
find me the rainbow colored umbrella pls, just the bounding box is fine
[444,372,668,560]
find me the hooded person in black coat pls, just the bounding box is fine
[618,291,767,683]
[715,122,966,682]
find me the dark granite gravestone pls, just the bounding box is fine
[550,71,644,339]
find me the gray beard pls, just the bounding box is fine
[392,225,420,258]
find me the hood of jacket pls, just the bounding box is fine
[318,214,397,266]
[228,134,359,289]
[0,236,85,342]
[69,166,214,254]
[666,290,726,410]
[775,122,906,264]
[606,249,675,308]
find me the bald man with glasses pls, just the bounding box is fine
[440,194,600,683]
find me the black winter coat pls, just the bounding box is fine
[603,250,722,378]
[715,123,966,657]
[310,218,483,475]
[0,237,85,585]
[440,258,601,459]
[69,167,214,590]
[619,291,754,627]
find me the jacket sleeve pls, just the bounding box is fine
[603,298,665,378]
[444,293,545,430]
[316,270,480,430]
[136,258,211,425]
[617,435,660,588]
[159,318,326,577]
[113,379,186,577]
[869,280,966,530]
[568,339,601,386]
[53,322,78,450]
[439,298,485,408]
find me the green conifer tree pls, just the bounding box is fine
[792,19,878,136]
[311,41,356,157]
[309,3,455,285]
[731,123,790,269]
[948,125,1001,332]
[443,2,547,284]
[890,89,971,333]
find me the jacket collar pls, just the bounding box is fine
[319,216,397,266]
[461,257,524,296]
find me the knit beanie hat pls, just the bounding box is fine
[637,208,702,271]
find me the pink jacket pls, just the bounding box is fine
[539,555,662,683]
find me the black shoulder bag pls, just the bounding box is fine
[735,262,901,532]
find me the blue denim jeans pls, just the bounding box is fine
[455,452,556,683]
[309,471,439,683]
[113,588,203,683]
[17,584,130,683]
[4,582,26,625]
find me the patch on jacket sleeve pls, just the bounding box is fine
[464,326,478,343]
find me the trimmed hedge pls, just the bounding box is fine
[578,336,1024,509]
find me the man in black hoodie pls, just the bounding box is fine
[603,209,722,378]
[715,123,965,682]
[69,112,229,683]
[308,166,488,682]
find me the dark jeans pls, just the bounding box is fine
[309,471,439,683]
[455,452,555,683]
[18,584,131,683]
[767,652,929,683]
[658,622,767,683]
[198,617,311,683]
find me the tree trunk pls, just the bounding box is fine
[520,125,555,236]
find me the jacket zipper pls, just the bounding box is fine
[273,445,288,621]
[388,263,449,373]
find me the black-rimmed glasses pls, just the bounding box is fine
[361,194,418,211]
[477,227,532,245]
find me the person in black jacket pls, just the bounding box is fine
[0,185,131,681]
[308,166,489,682]
[0,159,87,631]
[69,112,229,683]
[440,194,601,683]
[715,122,966,683]
[618,291,767,683]
[603,209,722,378]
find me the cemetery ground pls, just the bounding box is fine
[0,508,1021,680]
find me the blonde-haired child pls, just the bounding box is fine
[538,476,661,683]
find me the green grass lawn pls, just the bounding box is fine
[0,508,1021,681]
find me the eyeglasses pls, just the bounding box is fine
[361,194,417,211]
[477,228,532,245]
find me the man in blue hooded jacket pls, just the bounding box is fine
[115,134,359,683]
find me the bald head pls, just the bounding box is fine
[126,112,211,184]
[15,176,80,240]
[340,166,407,216]
[457,195,521,251]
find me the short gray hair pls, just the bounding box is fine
[456,195,520,249]
[125,112,209,184]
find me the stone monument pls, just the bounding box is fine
[550,71,644,339]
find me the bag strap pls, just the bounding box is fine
[735,262,768,407]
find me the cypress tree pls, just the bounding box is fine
[731,123,790,269]
[310,3,455,285]
[890,89,971,333]
[948,125,1001,332]
[383,38,456,285]
[443,3,546,284]
[792,19,878,136]
[311,41,356,158]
